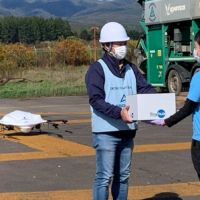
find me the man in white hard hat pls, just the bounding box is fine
[85,22,158,200]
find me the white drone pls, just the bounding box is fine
[0,110,67,136]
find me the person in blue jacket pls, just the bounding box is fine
[156,31,200,181]
[85,22,157,200]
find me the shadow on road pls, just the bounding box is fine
[142,192,183,200]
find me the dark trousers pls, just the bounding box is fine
[191,139,200,180]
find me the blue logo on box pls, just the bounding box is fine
[157,109,166,118]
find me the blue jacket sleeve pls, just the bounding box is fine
[85,62,122,119]
[130,63,157,94]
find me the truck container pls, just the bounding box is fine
[135,0,200,95]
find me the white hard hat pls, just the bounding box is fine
[99,22,130,43]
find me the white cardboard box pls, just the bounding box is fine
[126,93,176,120]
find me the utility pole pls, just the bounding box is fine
[90,27,99,62]
[34,46,37,67]
[48,46,51,68]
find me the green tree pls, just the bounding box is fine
[80,29,91,41]
[0,16,73,44]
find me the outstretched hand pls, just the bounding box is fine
[142,119,165,126]
[121,105,135,123]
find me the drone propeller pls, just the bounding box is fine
[46,120,68,124]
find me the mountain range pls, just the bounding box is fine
[0,0,143,29]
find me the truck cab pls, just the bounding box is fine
[135,0,200,95]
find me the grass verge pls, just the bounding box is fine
[0,66,88,98]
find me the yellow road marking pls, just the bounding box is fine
[0,134,94,161]
[67,119,91,124]
[0,130,191,161]
[134,142,191,152]
[0,104,89,110]
[0,182,199,200]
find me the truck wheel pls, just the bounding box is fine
[194,67,200,74]
[167,69,182,96]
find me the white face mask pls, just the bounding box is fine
[193,48,200,63]
[112,45,127,60]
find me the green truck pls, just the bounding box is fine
[135,0,200,95]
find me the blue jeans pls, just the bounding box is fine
[93,133,134,200]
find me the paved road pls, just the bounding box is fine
[0,96,199,200]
